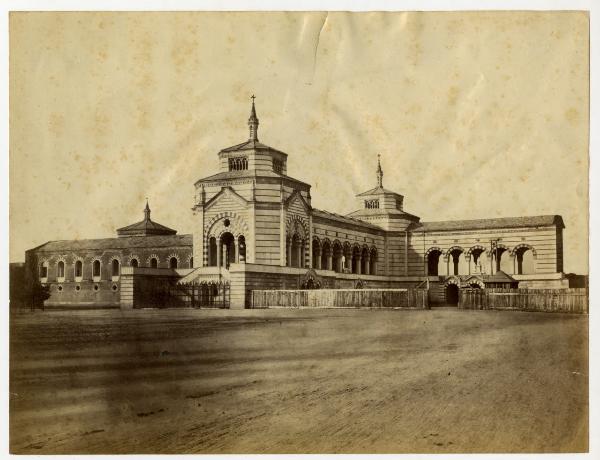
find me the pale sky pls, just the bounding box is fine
[9,11,589,273]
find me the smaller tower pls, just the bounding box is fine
[376,154,383,188]
[144,198,151,221]
[248,94,259,141]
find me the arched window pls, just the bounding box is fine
[273,159,284,174]
[189,257,193,268]
[40,261,49,280]
[150,258,158,269]
[516,246,535,275]
[56,261,65,280]
[238,235,246,262]
[169,257,178,269]
[130,258,139,268]
[332,241,343,273]
[427,249,443,276]
[365,199,380,209]
[75,260,83,279]
[228,156,248,171]
[112,259,120,277]
[370,248,378,275]
[93,260,101,278]
[208,237,217,266]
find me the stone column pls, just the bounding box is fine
[217,238,222,268]
[365,255,370,275]
[508,254,515,274]
[357,254,362,275]
[315,246,322,270]
[234,239,239,263]
[296,241,302,268]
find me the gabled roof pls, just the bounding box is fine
[205,186,248,210]
[220,139,287,156]
[33,234,193,253]
[285,189,311,211]
[415,215,564,232]
[356,186,404,197]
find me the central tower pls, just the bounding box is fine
[192,96,312,270]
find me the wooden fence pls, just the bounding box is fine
[250,288,429,309]
[459,288,588,314]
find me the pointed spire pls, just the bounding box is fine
[376,154,383,188]
[144,198,151,221]
[248,94,259,141]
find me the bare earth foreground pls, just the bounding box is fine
[10,307,588,454]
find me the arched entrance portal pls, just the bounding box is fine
[445,284,459,305]
[221,232,235,269]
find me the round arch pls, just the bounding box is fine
[510,243,537,257]
[446,247,468,276]
[466,245,487,258]
[286,215,309,239]
[204,211,249,239]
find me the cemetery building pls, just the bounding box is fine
[24,99,568,309]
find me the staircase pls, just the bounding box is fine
[177,266,229,284]
[428,279,446,304]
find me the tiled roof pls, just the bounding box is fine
[356,186,403,197]
[313,209,382,230]
[34,234,193,253]
[347,208,421,221]
[415,215,564,232]
[116,202,177,236]
[116,219,177,236]
[220,139,287,156]
[196,170,310,187]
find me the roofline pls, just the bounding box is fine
[356,189,404,198]
[194,172,311,189]
[411,215,565,232]
[31,234,193,252]
[312,208,384,232]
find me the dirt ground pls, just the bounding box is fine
[9,307,588,454]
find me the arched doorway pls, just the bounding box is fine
[332,241,343,272]
[427,249,443,276]
[449,248,467,275]
[369,248,377,275]
[445,284,459,305]
[221,232,235,269]
[208,237,217,266]
[515,247,534,274]
[321,241,331,270]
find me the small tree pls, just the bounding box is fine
[15,279,51,311]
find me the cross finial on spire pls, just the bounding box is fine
[248,94,259,141]
[376,154,383,188]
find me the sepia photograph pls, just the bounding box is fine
[6,4,593,456]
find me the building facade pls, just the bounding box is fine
[24,99,568,309]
